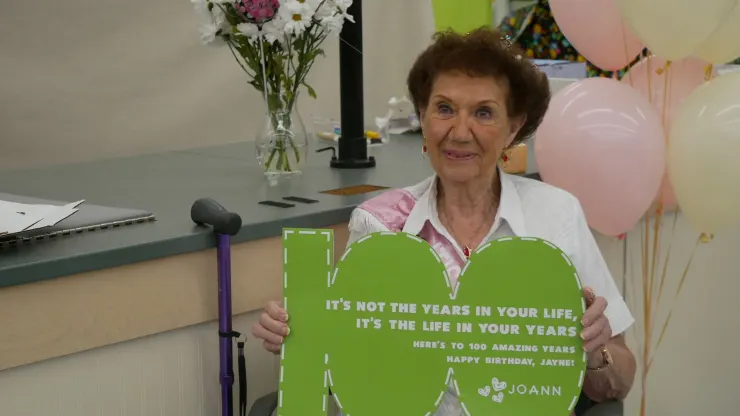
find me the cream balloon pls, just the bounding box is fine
[694,3,740,64]
[668,72,740,234]
[616,0,735,60]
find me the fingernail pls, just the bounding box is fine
[582,346,588,352]
[279,336,284,344]
[580,332,586,340]
[284,313,289,322]
[284,325,291,336]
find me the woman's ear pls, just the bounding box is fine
[506,115,527,146]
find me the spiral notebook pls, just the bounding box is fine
[0,193,155,247]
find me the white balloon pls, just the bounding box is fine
[694,3,740,64]
[668,72,740,234]
[616,0,736,60]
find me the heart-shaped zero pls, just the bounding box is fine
[478,386,491,397]
[280,230,586,416]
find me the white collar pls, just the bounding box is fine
[402,170,528,237]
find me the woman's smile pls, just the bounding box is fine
[443,149,476,161]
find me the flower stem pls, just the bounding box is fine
[264,148,278,172]
[282,146,292,171]
[263,137,296,174]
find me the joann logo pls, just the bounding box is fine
[479,375,565,404]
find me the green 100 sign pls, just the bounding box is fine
[278,229,586,416]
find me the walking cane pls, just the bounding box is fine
[191,198,246,416]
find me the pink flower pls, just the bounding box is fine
[235,0,279,23]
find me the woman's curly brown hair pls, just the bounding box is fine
[407,28,551,146]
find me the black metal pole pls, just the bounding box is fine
[330,0,376,169]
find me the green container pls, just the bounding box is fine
[431,0,494,33]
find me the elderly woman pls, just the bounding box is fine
[253,28,636,414]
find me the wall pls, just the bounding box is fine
[0,0,436,170]
[1,0,738,415]
[0,312,276,416]
[620,216,740,414]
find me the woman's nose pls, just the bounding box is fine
[451,113,474,141]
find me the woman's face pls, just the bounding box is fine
[420,72,523,184]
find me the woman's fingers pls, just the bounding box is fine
[582,315,612,352]
[263,340,282,354]
[252,302,291,350]
[581,295,607,327]
[251,318,284,345]
[266,300,288,322]
[260,310,290,336]
[581,314,608,340]
[583,287,597,305]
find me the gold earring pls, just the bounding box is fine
[500,151,509,169]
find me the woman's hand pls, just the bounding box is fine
[251,300,290,354]
[580,287,637,400]
[580,287,612,365]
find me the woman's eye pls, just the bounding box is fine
[437,103,454,115]
[475,107,493,119]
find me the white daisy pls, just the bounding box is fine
[321,14,345,36]
[314,0,336,20]
[195,0,230,45]
[316,0,353,34]
[334,0,354,22]
[211,6,226,26]
[199,22,222,45]
[192,0,214,26]
[334,0,352,13]
[236,22,262,40]
[281,0,313,36]
[262,16,287,44]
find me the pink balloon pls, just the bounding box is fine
[623,56,713,127]
[535,78,666,236]
[622,56,714,209]
[550,0,645,71]
[655,173,677,210]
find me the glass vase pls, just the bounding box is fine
[254,103,309,178]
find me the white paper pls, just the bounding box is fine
[0,199,84,235]
[30,200,84,229]
[30,208,79,229]
[0,202,52,234]
[0,212,43,235]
